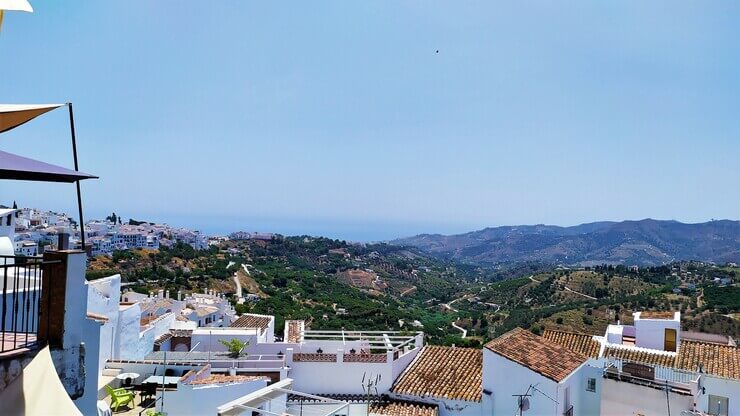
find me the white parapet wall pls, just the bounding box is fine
[87,274,122,378]
[600,377,693,416]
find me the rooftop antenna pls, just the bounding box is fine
[513,384,558,416]
[361,372,381,416]
[512,386,532,416]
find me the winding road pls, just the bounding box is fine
[451,321,467,338]
[563,286,597,300]
[530,274,596,300]
[232,263,251,304]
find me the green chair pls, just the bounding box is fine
[105,385,135,412]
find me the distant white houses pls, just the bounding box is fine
[8,207,210,255]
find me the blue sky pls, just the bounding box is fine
[1,1,738,240]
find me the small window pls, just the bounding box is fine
[708,395,729,416]
[586,377,596,392]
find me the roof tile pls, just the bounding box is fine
[485,328,588,382]
[392,346,481,402]
[231,314,272,331]
[542,329,600,358]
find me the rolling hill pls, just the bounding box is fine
[391,219,740,266]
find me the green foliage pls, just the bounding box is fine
[703,285,740,312]
[86,269,120,281]
[219,338,248,358]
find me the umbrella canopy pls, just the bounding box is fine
[0,150,97,182]
[0,104,65,133]
[0,0,33,32]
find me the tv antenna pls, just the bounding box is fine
[361,372,381,416]
[513,384,558,415]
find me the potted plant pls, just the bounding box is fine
[219,338,249,359]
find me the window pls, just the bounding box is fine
[664,328,677,352]
[586,377,596,392]
[708,395,729,416]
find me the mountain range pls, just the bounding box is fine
[391,219,740,266]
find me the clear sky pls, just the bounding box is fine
[1,1,738,241]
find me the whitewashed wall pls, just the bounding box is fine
[53,252,102,416]
[191,330,260,353]
[600,377,693,415]
[160,379,268,416]
[634,318,680,351]
[698,375,740,416]
[287,350,395,394]
[87,274,121,377]
[117,303,144,359]
[482,349,597,416]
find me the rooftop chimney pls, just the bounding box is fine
[57,232,70,250]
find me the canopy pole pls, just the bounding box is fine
[67,103,86,252]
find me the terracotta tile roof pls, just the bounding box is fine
[603,346,676,368]
[542,329,600,358]
[195,305,219,317]
[604,339,739,380]
[485,328,588,382]
[186,374,269,385]
[285,320,304,343]
[676,340,739,379]
[370,400,438,416]
[141,298,175,314]
[391,346,481,402]
[153,332,173,346]
[639,311,676,320]
[231,314,271,331]
[170,329,193,337]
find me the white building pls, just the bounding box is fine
[0,208,18,258]
[484,328,600,416]
[544,311,740,416]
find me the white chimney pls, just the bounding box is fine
[158,289,164,299]
[177,290,182,301]
[165,290,170,299]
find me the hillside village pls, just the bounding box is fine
[3,200,736,416]
[6,207,209,256]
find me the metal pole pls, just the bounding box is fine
[161,350,166,413]
[67,103,86,251]
[665,380,671,416]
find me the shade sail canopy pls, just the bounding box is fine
[0,345,83,416]
[0,150,97,182]
[0,104,64,133]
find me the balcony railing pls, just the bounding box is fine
[563,405,574,416]
[343,353,387,363]
[603,358,698,396]
[0,255,58,355]
[293,353,337,362]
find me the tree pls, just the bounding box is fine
[219,338,248,358]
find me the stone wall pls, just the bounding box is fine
[0,350,34,392]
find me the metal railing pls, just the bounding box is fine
[605,357,698,385]
[563,405,574,416]
[0,255,58,355]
